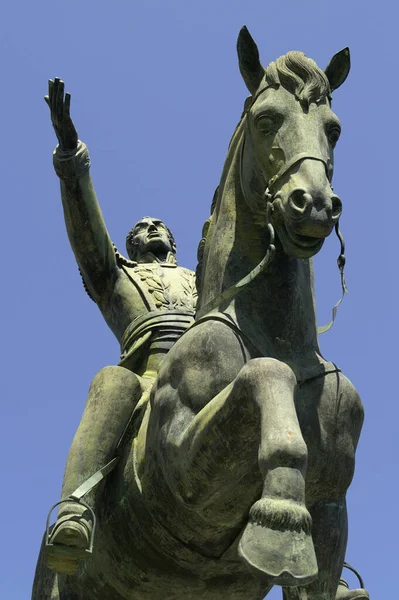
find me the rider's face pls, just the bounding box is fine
[131,218,173,258]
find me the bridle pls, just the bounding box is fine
[197,84,347,333]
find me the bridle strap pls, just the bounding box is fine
[268,153,331,190]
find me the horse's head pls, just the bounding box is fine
[238,27,350,259]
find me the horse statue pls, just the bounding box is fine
[33,27,367,600]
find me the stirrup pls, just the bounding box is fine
[337,562,369,599]
[44,456,118,558]
[343,562,366,590]
[45,497,96,560]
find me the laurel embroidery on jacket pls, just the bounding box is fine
[179,271,198,312]
[133,266,171,309]
[80,246,197,312]
[132,265,197,311]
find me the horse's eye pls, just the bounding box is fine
[327,125,341,147]
[255,115,278,135]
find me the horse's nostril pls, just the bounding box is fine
[331,195,342,217]
[291,190,306,210]
[289,190,311,213]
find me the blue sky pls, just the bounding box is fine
[1,1,396,598]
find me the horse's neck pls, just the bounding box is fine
[200,126,320,360]
[233,253,320,360]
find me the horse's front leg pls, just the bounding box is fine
[152,325,316,586]
[234,358,317,587]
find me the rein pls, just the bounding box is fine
[317,223,348,334]
[196,202,276,319]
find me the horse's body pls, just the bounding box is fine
[33,29,363,600]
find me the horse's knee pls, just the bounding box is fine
[264,439,308,472]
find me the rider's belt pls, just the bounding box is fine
[119,310,195,369]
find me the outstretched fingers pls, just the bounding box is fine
[56,79,65,125]
[44,78,54,108]
[64,92,71,118]
[45,78,70,124]
[45,77,78,150]
[45,78,71,121]
[51,78,60,121]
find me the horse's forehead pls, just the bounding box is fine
[252,86,295,110]
[252,87,331,116]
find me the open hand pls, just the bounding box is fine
[45,78,78,151]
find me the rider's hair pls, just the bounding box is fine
[125,217,177,262]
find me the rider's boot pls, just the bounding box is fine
[44,366,150,574]
[336,578,370,599]
[46,501,93,574]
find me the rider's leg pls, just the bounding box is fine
[47,365,148,573]
[60,366,148,500]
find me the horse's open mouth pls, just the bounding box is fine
[275,221,325,256]
[286,228,325,249]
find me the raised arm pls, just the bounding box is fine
[45,78,117,304]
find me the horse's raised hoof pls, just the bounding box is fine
[336,580,370,600]
[238,498,318,586]
[45,515,92,575]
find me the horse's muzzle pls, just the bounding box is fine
[274,187,342,241]
[287,187,341,226]
[271,192,342,258]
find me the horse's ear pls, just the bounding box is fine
[237,26,265,95]
[325,47,351,92]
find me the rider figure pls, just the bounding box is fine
[44,78,196,574]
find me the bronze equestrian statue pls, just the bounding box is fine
[33,27,369,600]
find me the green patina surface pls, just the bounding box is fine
[33,27,368,600]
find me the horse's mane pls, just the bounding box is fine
[195,52,330,298]
[265,51,330,108]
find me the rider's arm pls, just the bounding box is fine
[53,141,117,304]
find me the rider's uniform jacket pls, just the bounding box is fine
[53,141,197,374]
